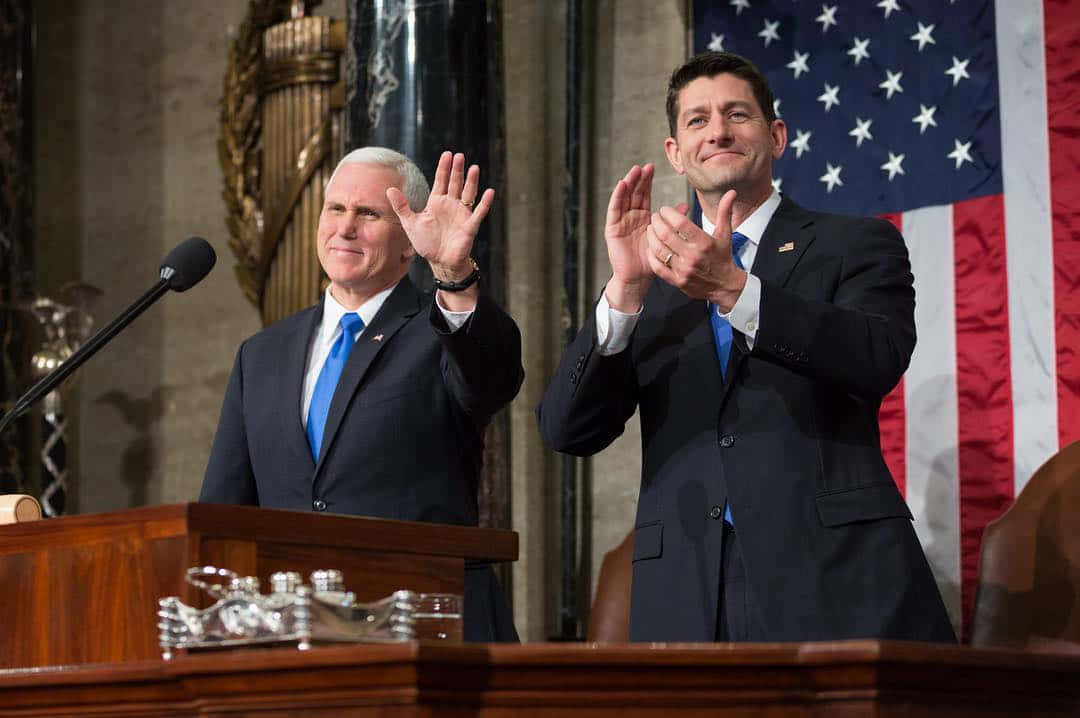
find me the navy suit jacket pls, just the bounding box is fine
[538,197,956,643]
[201,277,523,640]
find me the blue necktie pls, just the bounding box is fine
[709,231,749,381]
[710,232,749,525]
[306,312,365,460]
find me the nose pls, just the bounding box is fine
[336,211,359,239]
[708,115,733,143]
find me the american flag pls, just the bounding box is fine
[693,0,1079,638]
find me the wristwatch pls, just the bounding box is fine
[432,258,481,292]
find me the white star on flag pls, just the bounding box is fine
[708,32,724,51]
[772,177,783,193]
[911,22,936,51]
[848,37,871,66]
[773,98,782,118]
[817,83,840,112]
[787,50,810,78]
[815,4,838,33]
[790,129,812,158]
[948,138,974,169]
[730,0,750,15]
[879,69,903,99]
[881,151,905,180]
[819,162,843,192]
[877,0,900,19]
[912,104,938,134]
[759,18,780,47]
[849,117,873,147]
[946,56,971,86]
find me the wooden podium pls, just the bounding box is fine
[0,503,517,669]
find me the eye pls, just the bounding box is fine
[729,111,750,123]
[687,116,706,128]
[357,207,381,221]
[324,203,345,214]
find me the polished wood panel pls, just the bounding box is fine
[0,641,1078,716]
[0,503,517,668]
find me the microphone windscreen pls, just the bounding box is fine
[160,237,217,291]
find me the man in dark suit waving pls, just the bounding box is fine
[201,147,523,642]
[538,52,955,643]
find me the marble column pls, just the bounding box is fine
[343,0,511,534]
[0,0,35,495]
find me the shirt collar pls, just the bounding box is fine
[322,282,398,334]
[701,187,782,245]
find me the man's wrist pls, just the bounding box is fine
[604,277,651,313]
[430,258,477,284]
[708,269,748,313]
[431,258,480,292]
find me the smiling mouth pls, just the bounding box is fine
[703,151,743,162]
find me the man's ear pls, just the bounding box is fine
[664,136,686,175]
[770,118,787,160]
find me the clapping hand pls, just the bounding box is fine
[603,164,657,312]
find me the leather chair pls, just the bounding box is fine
[0,494,42,524]
[971,440,1080,650]
[586,529,633,643]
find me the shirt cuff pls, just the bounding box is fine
[596,292,642,356]
[436,293,475,331]
[719,272,761,349]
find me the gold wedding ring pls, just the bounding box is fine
[663,251,674,267]
[461,199,474,208]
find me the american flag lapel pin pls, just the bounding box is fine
[778,241,795,253]
[372,334,384,342]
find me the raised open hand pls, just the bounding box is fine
[603,164,658,312]
[386,150,494,282]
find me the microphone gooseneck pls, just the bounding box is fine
[0,237,217,436]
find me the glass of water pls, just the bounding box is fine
[414,593,463,642]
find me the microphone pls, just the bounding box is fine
[0,237,217,436]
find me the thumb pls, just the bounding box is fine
[713,189,737,240]
[386,187,415,222]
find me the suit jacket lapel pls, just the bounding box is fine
[279,305,322,468]
[314,278,424,472]
[722,196,816,400]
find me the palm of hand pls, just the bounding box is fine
[607,209,651,282]
[404,195,474,268]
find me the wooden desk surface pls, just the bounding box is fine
[1,640,1078,716]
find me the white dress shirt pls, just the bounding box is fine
[596,188,782,355]
[301,283,473,425]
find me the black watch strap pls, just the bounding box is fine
[432,259,481,292]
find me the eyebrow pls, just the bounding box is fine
[680,99,755,120]
[323,200,380,213]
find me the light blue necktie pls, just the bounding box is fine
[709,231,749,525]
[306,312,365,461]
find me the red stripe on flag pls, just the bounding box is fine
[1045,0,1080,449]
[877,212,906,497]
[953,195,1015,640]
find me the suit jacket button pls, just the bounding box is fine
[576,356,585,370]
[569,371,578,384]
[719,434,735,448]
[709,505,723,520]
[313,499,327,511]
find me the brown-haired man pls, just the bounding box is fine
[539,52,955,643]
